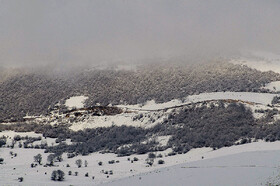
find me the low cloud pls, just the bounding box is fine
[0,0,280,67]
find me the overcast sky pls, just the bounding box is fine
[0,0,280,67]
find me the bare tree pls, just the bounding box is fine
[34,154,42,165]
[47,154,56,166]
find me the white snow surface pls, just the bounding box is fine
[232,59,280,73]
[156,135,172,146]
[69,110,169,131]
[65,96,88,109]
[230,51,280,73]
[2,138,280,186]
[186,92,276,105]
[104,150,280,186]
[117,92,278,111]
[103,140,280,186]
[263,81,280,92]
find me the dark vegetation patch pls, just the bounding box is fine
[166,102,280,153]
[63,106,123,116]
[272,96,280,105]
[167,102,256,152]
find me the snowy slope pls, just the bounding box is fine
[65,96,88,109]
[231,59,280,73]
[230,51,280,74]
[67,91,279,130]
[103,150,280,186]
[263,81,280,92]
[2,138,280,186]
[69,111,169,130]
[117,92,278,111]
[16,91,279,131]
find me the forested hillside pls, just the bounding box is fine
[0,61,279,122]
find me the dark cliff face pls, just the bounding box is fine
[0,61,279,122]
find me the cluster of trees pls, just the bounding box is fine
[0,135,45,149]
[45,126,148,156]
[272,96,280,105]
[51,162,95,181]
[51,170,65,181]
[0,73,71,122]
[144,153,164,166]
[165,102,280,153]
[1,61,280,122]
[0,123,156,155]
[47,153,63,166]
[166,102,256,152]
[13,135,41,142]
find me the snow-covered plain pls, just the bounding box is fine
[2,137,280,186]
[104,150,280,186]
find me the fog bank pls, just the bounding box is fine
[0,0,280,67]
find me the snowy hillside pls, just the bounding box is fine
[262,81,280,92]
[230,51,280,74]
[1,61,280,122]
[71,91,280,130]
[2,0,280,185]
[1,60,280,186]
[104,148,280,186]
[118,91,278,110]
[18,91,280,131]
[1,132,280,186]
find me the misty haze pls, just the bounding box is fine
[1,1,280,186]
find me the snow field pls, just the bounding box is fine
[2,134,280,186]
[65,96,88,109]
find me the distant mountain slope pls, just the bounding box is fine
[0,61,280,121]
